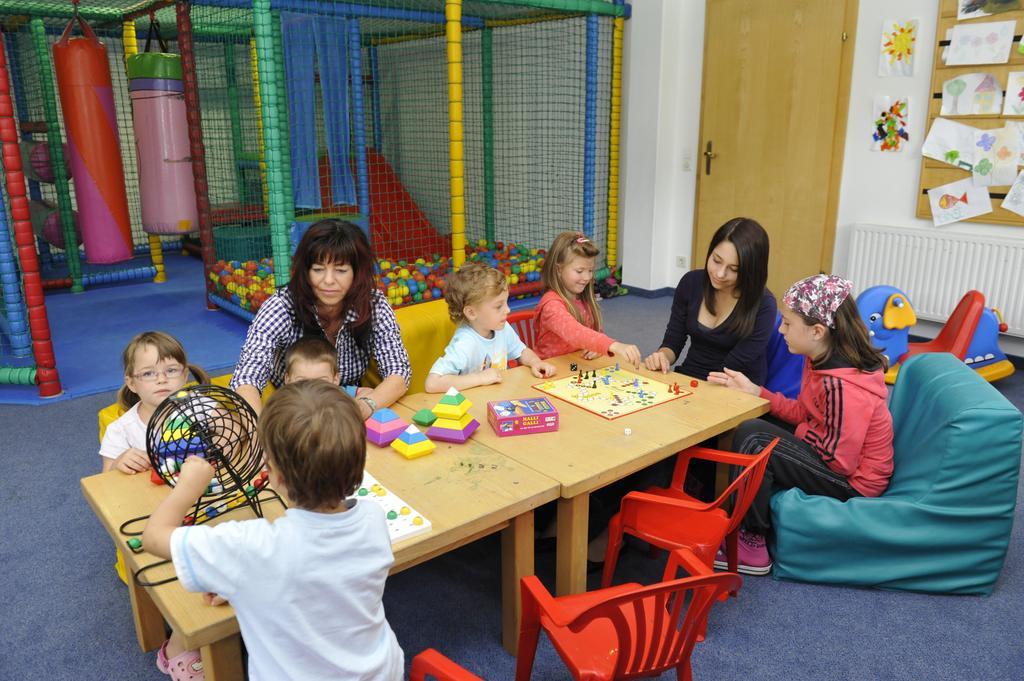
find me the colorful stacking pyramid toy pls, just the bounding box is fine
[154,414,206,459]
[366,408,409,446]
[427,387,480,444]
[391,424,436,459]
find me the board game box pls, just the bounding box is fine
[533,365,692,419]
[487,397,559,437]
[352,471,432,544]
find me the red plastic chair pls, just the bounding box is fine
[601,439,778,591]
[516,549,741,681]
[410,649,484,681]
[898,290,985,363]
[508,309,538,350]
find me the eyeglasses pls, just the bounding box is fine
[132,365,185,382]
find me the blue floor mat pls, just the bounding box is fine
[0,254,249,405]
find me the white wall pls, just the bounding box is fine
[620,0,1024,353]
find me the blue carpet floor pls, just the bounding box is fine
[0,254,249,405]
[0,295,1022,679]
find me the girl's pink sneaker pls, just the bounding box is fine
[735,530,772,575]
[156,640,206,681]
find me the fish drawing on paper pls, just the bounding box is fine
[939,192,969,209]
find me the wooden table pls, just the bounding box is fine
[81,403,558,680]
[401,354,769,596]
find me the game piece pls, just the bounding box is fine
[615,362,620,371]
[351,471,432,543]
[488,397,559,436]
[533,366,692,419]
[366,408,410,446]
[690,379,699,388]
[127,537,143,553]
[428,387,480,443]
[570,362,578,372]
[412,408,437,427]
[391,424,436,459]
[624,428,632,436]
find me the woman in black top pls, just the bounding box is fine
[644,217,776,385]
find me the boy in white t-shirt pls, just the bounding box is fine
[143,381,404,681]
[425,262,555,392]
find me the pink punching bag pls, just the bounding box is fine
[52,16,134,264]
[127,52,197,235]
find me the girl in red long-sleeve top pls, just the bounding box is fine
[710,274,894,576]
[534,231,641,367]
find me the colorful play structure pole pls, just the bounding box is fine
[249,37,269,214]
[30,17,82,292]
[481,26,495,244]
[348,18,370,233]
[271,13,295,224]
[223,43,246,202]
[446,0,467,268]
[122,18,167,283]
[368,45,383,151]
[607,1,624,268]
[0,30,61,396]
[177,1,217,308]
[252,0,292,284]
[583,14,598,238]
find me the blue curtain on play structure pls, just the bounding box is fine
[314,17,357,207]
[282,13,319,209]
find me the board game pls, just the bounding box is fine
[352,471,432,544]
[533,365,692,419]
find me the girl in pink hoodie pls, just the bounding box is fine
[709,274,894,575]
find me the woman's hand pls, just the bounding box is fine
[643,348,674,373]
[114,448,151,474]
[707,367,760,396]
[609,341,642,368]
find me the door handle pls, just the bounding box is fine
[703,141,716,176]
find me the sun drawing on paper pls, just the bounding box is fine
[882,20,916,66]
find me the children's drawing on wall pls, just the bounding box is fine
[1000,170,1024,217]
[945,21,1016,66]
[878,18,918,77]
[972,126,1019,186]
[928,178,993,226]
[958,0,1021,21]
[1003,120,1024,163]
[922,118,978,170]
[871,96,909,152]
[941,73,1004,115]
[1002,72,1024,114]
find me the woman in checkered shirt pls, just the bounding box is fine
[231,219,411,418]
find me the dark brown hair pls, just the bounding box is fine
[444,262,507,324]
[258,381,366,510]
[540,231,603,330]
[289,219,377,349]
[702,217,770,338]
[795,297,888,372]
[118,331,210,410]
[284,336,338,376]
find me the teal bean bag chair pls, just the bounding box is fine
[770,352,1022,594]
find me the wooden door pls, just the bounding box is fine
[694,0,857,296]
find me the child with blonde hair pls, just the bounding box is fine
[143,381,405,680]
[710,274,894,575]
[98,331,211,679]
[426,262,555,392]
[534,231,641,366]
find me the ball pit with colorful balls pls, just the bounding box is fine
[210,258,276,312]
[210,241,547,314]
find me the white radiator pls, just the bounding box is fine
[845,224,1024,338]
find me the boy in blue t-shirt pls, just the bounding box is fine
[426,263,556,392]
